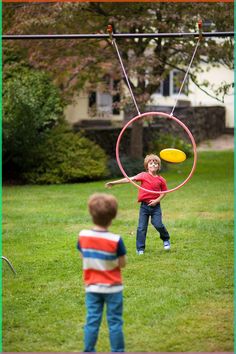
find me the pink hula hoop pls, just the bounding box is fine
[115,111,197,194]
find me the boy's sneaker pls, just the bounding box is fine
[163,240,171,250]
[136,250,144,255]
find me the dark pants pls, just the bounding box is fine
[136,202,170,251]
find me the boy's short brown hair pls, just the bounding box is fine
[144,154,161,171]
[88,193,118,227]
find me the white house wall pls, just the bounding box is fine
[151,65,234,128]
[188,66,234,128]
[64,92,89,124]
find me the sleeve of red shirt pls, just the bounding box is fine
[160,176,168,191]
[134,172,145,181]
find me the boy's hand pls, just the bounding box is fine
[148,199,160,207]
[118,255,126,268]
[105,182,113,188]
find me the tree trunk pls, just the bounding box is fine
[130,120,143,158]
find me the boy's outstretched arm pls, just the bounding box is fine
[105,177,135,188]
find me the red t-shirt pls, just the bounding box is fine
[134,172,167,203]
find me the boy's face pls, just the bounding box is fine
[147,159,159,173]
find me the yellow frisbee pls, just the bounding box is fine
[160,148,187,163]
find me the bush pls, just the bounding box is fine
[23,126,108,184]
[108,157,144,178]
[107,132,191,178]
[3,65,64,173]
[106,133,193,179]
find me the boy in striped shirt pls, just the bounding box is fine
[77,193,127,352]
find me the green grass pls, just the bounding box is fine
[2,150,234,352]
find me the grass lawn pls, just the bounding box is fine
[2,150,234,352]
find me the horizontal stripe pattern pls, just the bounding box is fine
[78,229,123,293]
[84,268,121,285]
[83,257,118,271]
[79,229,120,242]
[81,248,117,261]
[80,236,118,253]
[85,284,123,293]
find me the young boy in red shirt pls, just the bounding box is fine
[77,193,127,352]
[106,154,170,255]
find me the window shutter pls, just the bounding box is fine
[89,91,96,107]
[163,75,170,97]
[112,80,120,115]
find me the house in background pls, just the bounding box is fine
[64,76,123,127]
[64,63,234,131]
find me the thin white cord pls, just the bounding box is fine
[112,38,141,115]
[170,38,201,117]
[111,35,200,118]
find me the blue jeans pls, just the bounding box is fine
[84,291,125,352]
[136,202,170,251]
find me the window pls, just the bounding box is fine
[171,70,188,96]
[88,77,120,117]
[153,70,189,98]
[97,92,113,114]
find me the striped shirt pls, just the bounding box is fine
[77,229,127,293]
